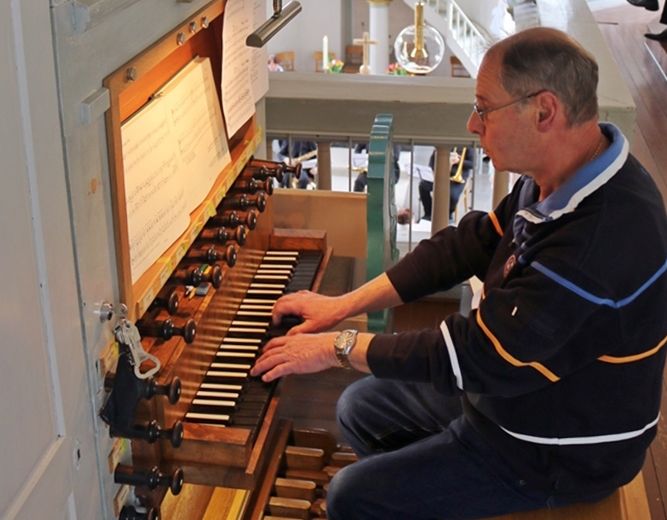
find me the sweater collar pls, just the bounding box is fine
[515,122,629,225]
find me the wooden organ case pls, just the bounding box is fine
[101,2,343,518]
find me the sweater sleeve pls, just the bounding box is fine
[386,180,522,303]
[368,263,614,398]
[367,329,461,395]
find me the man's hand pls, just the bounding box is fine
[449,151,461,168]
[250,332,338,382]
[272,291,346,335]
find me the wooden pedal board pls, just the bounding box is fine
[246,425,358,520]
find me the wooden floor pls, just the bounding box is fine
[594,4,667,519]
[279,3,667,518]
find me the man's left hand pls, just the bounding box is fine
[250,332,339,382]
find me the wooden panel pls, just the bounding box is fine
[484,472,649,520]
[270,228,327,253]
[165,423,252,466]
[203,487,249,519]
[270,190,367,259]
[161,483,215,520]
[244,420,293,520]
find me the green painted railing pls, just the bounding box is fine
[366,114,399,332]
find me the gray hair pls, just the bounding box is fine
[492,28,599,126]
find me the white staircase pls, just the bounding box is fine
[403,0,490,77]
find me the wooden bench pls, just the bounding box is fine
[485,472,650,520]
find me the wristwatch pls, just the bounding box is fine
[334,329,358,369]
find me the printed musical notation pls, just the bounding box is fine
[160,57,231,211]
[121,57,230,283]
[222,0,268,136]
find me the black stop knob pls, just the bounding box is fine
[114,465,184,496]
[166,467,185,495]
[144,420,184,448]
[151,287,179,315]
[180,318,196,343]
[234,225,248,245]
[212,210,240,227]
[144,376,181,404]
[239,209,258,230]
[208,264,224,289]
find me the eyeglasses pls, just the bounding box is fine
[472,89,547,122]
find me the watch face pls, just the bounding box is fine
[335,330,357,369]
[337,330,351,345]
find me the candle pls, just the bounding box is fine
[322,35,329,71]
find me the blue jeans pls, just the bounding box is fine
[327,377,612,520]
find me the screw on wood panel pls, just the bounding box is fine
[126,67,137,82]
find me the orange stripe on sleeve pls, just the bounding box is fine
[488,211,504,237]
[475,309,560,383]
[599,334,667,364]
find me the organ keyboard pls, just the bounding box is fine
[100,2,366,516]
[183,250,322,432]
[124,170,333,517]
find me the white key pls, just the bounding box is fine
[232,320,270,327]
[228,326,266,334]
[211,362,252,370]
[222,337,261,344]
[192,398,236,407]
[259,263,294,270]
[197,391,239,399]
[206,370,247,378]
[218,344,259,352]
[250,283,286,289]
[255,274,291,281]
[185,412,230,422]
[200,383,243,391]
[215,351,255,358]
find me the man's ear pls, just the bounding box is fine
[535,92,558,129]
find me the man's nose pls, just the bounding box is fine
[466,112,482,135]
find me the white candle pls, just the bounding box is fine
[322,35,329,71]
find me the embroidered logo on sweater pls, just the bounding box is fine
[503,254,517,278]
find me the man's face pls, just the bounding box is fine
[467,54,537,174]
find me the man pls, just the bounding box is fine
[419,146,474,221]
[252,28,667,519]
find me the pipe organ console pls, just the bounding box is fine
[95,2,346,518]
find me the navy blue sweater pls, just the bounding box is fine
[368,124,667,496]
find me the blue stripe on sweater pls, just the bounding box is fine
[531,259,667,308]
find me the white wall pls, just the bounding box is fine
[269,0,453,76]
[267,0,343,72]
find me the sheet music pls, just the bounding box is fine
[159,57,231,210]
[121,57,231,283]
[121,97,189,283]
[222,0,258,136]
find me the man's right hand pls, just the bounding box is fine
[272,290,346,335]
